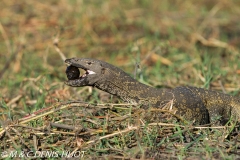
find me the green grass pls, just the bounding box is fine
[0,0,240,159]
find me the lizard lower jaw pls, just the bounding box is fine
[65,69,96,87]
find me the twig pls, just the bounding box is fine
[17,101,132,125]
[218,80,226,94]
[0,22,11,55]
[10,125,45,131]
[7,95,23,106]
[69,125,138,156]
[50,122,75,130]
[18,102,89,124]
[87,125,138,145]
[10,127,28,148]
[149,108,188,124]
[3,126,18,148]
[134,62,140,79]
[33,135,38,151]
[53,30,66,61]
[0,46,20,79]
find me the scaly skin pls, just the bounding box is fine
[64,57,240,125]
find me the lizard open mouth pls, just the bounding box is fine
[65,65,96,81]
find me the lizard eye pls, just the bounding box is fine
[87,62,92,65]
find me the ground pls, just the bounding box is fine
[0,0,239,159]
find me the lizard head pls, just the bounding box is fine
[64,58,109,87]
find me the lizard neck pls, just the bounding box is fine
[94,70,172,106]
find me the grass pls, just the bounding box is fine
[0,0,240,159]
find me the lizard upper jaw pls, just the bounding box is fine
[65,60,96,80]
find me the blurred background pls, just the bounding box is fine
[0,0,240,115]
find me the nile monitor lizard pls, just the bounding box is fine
[64,57,240,125]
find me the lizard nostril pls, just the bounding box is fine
[101,68,106,74]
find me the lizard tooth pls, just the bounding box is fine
[87,70,96,75]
